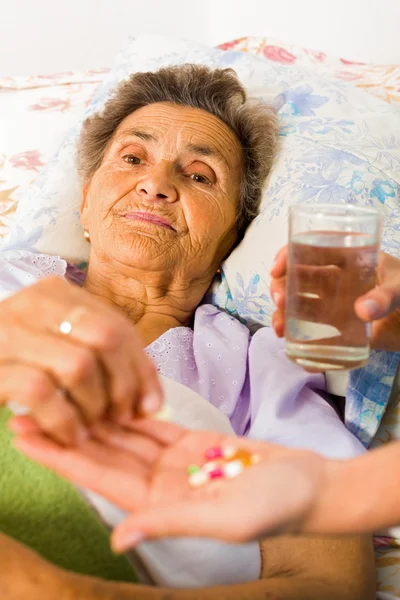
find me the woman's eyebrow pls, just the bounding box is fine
[119,128,158,142]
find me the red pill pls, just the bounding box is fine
[205,447,223,461]
[209,467,224,480]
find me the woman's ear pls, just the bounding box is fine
[80,183,89,229]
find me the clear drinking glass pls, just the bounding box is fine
[285,203,382,371]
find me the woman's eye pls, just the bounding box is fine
[123,155,141,165]
[190,173,212,185]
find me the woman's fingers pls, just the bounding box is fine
[58,307,163,421]
[3,277,163,444]
[0,364,87,445]
[47,279,164,419]
[1,327,107,431]
[91,420,163,465]
[270,276,286,310]
[355,285,400,322]
[270,245,288,278]
[272,309,285,337]
[14,434,149,511]
[8,415,41,435]
[122,418,188,445]
[270,246,288,336]
[111,501,227,552]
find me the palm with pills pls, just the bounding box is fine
[12,417,326,551]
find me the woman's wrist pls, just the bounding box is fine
[302,457,364,535]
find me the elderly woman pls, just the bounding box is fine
[0,65,374,599]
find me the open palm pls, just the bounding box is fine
[13,417,325,552]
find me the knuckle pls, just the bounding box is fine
[64,349,96,385]
[44,407,79,435]
[23,371,54,401]
[92,321,120,350]
[112,380,136,407]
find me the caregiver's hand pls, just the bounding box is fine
[12,417,329,550]
[271,248,400,352]
[0,277,163,445]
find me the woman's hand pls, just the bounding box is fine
[12,417,329,552]
[0,277,163,445]
[270,248,400,352]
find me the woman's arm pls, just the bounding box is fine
[0,533,374,600]
[308,439,400,534]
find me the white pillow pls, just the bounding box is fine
[6,34,400,329]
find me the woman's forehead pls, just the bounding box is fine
[114,102,243,164]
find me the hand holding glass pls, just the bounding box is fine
[285,204,382,370]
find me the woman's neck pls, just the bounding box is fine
[83,258,209,347]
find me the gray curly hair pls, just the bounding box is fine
[77,64,277,237]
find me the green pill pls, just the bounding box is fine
[187,464,200,475]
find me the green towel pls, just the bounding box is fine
[0,407,138,582]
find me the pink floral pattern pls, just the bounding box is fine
[0,69,101,239]
[217,36,400,104]
[29,97,72,112]
[262,45,297,64]
[9,150,45,172]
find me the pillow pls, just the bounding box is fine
[0,70,104,243]
[6,35,400,285]
[4,34,400,445]
[218,36,400,105]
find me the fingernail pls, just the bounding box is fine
[360,298,379,317]
[113,531,145,553]
[142,393,161,415]
[273,292,280,305]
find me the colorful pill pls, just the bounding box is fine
[227,449,254,467]
[205,446,224,461]
[209,467,225,480]
[223,459,244,479]
[222,445,236,459]
[188,470,208,487]
[187,464,200,475]
[153,405,173,421]
[203,460,220,473]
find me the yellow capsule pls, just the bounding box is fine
[227,449,254,467]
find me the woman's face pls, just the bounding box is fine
[81,102,243,283]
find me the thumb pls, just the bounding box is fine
[111,503,234,553]
[355,285,399,321]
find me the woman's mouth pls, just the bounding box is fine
[122,212,175,230]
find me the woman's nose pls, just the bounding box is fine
[136,164,178,203]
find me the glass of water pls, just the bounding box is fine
[285,203,382,371]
